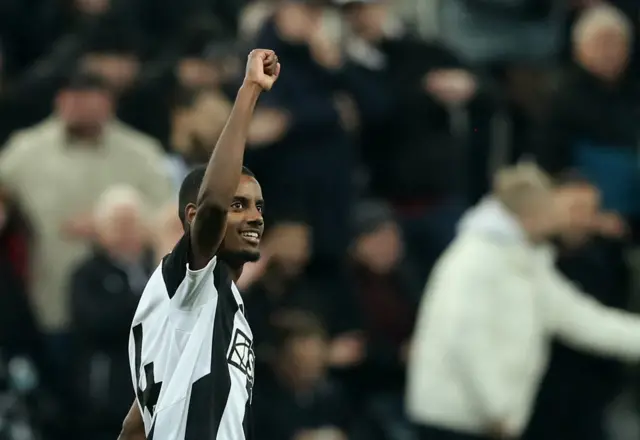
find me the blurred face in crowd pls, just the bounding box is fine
[275,1,324,42]
[82,53,140,92]
[576,24,630,81]
[343,2,389,41]
[177,58,220,89]
[281,334,328,387]
[352,221,403,274]
[97,202,146,261]
[517,187,566,241]
[56,88,114,133]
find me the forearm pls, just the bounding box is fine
[196,83,262,209]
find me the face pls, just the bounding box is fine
[284,335,328,385]
[276,2,324,42]
[98,204,146,260]
[353,222,403,274]
[344,3,388,41]
[177,58,220,89]
[577,26,629,81]
[187,174,265,264]
[56,89,113,131]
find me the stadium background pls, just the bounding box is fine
[0,0,640,439]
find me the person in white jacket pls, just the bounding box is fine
[406,163,640,440]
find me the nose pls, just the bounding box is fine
[246,210,264,227]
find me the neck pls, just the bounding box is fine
[66,125,104,143]
[231,266,243,282]
[220,256,244,282]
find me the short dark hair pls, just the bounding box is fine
[178,165,256,225]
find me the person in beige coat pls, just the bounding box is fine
[0,73,172,369]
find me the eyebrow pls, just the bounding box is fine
[233,196,265,206]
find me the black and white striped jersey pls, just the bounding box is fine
[128,232,255,440]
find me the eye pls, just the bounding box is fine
[256,204,264,213]
[231,201,243,210]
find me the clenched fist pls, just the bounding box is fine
[244,49,280,91]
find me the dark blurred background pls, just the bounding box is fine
[0,0,640,439]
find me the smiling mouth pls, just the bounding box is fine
[241,231,261,246]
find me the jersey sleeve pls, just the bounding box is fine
[161,231,218,309]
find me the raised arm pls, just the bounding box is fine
[190,49,280,269]
[546,269,640,361]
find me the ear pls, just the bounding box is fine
[185,203,198,225]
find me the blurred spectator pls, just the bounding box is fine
[437,0,596,163]
[340,0,474,279]
[407,163,640,440]
[526,179,632,440]
[534,5,640,231]
[253,310,352,440]
[170,87,233,172]
[79,21,142,96]
[250,0,369,263]
[0,72,171,379]
[239,0,279,42]
[244,222,364,365]
[347,200,420,384]
[70,185,153,440]
[345,199,421,440]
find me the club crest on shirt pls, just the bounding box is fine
[228,328,256,400]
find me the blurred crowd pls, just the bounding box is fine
[0,0,639,439]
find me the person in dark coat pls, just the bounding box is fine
[253,310,352,440]
[69,185,153,440]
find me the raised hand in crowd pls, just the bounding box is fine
[594,211,626,238]
[248,108,290,147]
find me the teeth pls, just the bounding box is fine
[242,232,259,239]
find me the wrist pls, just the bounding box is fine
[240,81,264,98]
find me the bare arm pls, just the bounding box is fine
[118,401,145,440]
[190,49,280,269]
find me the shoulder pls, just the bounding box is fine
[161,232,228,306]
[0,122,52,166]
[438,233,512,277]
[109,121,165,157]
[161,233,191,298]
